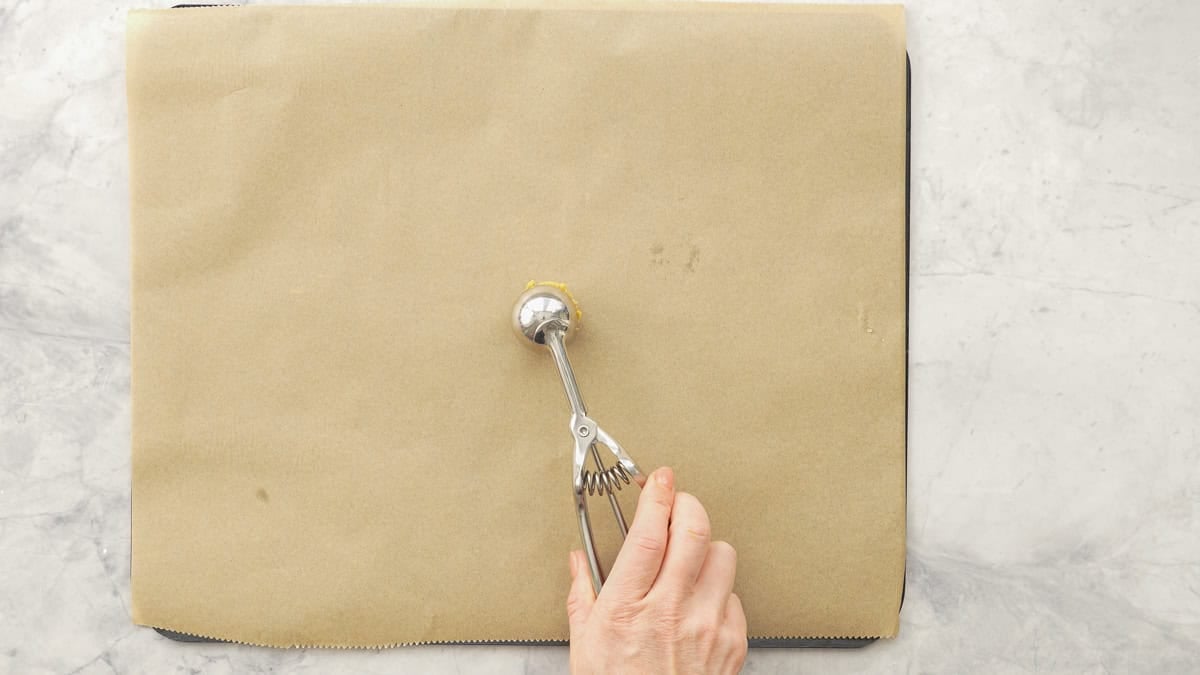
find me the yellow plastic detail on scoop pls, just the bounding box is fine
[524,280,583,324]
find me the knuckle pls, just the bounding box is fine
[728,630,749,659]
[646,589,688,622]
[565,593,591,622]
[685,618,721,646]
[647,609,683,640]
[633,532,666,554]
[675,520,710,542]
[605,602,640,626]
[656,606,686,630]
[654,584,690,611]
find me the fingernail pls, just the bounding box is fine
[568,551,578,576]
[656,466,674,489]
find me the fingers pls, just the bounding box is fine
[722,593,749,675]
[694,541,737,609]
[725,592,747,635]
[654,492,711,594]
[604,467,676,602]
[566,550,596,640]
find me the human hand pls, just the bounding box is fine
[566,467,747,675]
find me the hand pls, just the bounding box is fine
[566,467,748,675]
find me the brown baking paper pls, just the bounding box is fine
[127,3,907,647]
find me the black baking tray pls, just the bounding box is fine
[156,3,911,649]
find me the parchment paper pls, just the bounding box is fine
[128,2,907,646]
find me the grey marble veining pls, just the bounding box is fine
[2,0,1198,673]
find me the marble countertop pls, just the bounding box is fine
[2,1,1197,673]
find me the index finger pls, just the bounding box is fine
[601,466,676,602]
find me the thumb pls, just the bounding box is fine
[566,550,596,640]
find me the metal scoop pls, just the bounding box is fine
[512,282,646,593]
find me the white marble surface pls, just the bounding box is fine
[2,0,1198,672]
